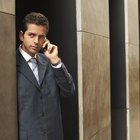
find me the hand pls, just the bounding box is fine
[42,39,61,64]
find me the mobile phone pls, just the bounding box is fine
[40,44,48,53]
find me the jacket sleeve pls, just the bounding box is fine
[52,63,75,97]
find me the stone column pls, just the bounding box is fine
[124,0,140,139]
[0,0,18,139]
[76,0,111,139]
[109,0,139,139]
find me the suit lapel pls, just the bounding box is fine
[16,50,40,89]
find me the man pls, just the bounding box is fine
[16,12,75,140]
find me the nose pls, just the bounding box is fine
[34,36,39,44]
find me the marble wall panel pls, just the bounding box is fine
[99,125,111,140]
[77,31,84,140]
[0,0,15,14]
[76,0,110,139]
[82,32,110,140]
[85,125,111,140]
[124,0,140,139]
[0,12,17,139]
[129,107,140,140]
[79,0,109,37]
[126,44,140,140]
[125,0,139,45]
[127,44,139,108]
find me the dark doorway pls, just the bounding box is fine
[109,0,127,140]
[16,1,78,140]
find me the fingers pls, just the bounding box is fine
[40,38,58,55]
[43,40,57,54]
[42,39,50,48]
[47,45,55,54]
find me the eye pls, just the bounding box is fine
[28,33,36,38]
[39,35,46,40]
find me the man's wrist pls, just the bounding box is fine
[51,58,61,66]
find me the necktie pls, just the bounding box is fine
[29,58,40,85]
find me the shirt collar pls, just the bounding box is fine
[19,45,37,61]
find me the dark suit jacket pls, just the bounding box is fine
[16,49,75,140]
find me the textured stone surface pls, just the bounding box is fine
[77,0,111,139]
[0,0,15,14]
[0,12,18,140]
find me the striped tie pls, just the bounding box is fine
[29,58,40,85]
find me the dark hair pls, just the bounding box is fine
[21,12,49,33]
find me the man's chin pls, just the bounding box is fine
[31,49,39,53]
[29,50,38,56]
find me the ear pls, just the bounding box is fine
[19,31,24,41]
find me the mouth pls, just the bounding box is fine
[31,45,39,50]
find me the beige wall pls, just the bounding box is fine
[77,0,140,140]
[124,0,140,139]
[0,0,18,140]
[0,0,140,140]
[76,0,111,140]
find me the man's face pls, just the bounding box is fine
[19,24,47,57]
